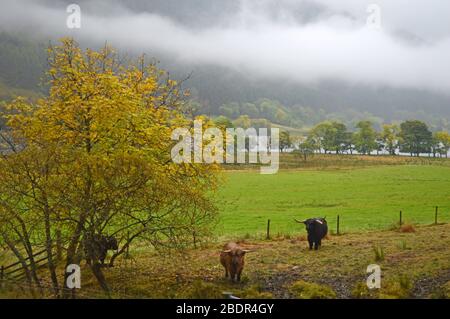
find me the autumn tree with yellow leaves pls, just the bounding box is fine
[0,39,219,297]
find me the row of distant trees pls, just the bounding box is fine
[280,120,450,158]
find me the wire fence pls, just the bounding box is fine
[259,206,449,239]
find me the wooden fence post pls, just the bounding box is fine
[337,215,340,235]
[266,219,271,240]
[435,206,438,225]
[399,210,403,226]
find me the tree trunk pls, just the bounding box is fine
[44,211,59,298]
[16,221,43,293]
[62,221,86,298]
[56,228,63,261]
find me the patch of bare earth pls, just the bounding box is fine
[412,269,450,298]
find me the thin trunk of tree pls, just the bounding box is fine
[44,207,59,298]
[16,221,43,292]
[62,219,86,298]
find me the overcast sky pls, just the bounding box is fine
[1,0,450,93]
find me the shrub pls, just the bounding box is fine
[353,275,413,299]
[289,280,336,299]
[379,275,413,299]
[351,282,378,299]
[398,274,413,291]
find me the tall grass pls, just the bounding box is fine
[373,245,385,262]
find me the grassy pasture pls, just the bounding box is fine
[5,224,447,299]
[97,224,450,299]
[1,154,450,299]
[216,164,450,237]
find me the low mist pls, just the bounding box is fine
[1,0,450,93]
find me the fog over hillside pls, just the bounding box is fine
[1,0,450,127]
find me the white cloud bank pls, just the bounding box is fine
[1,0,450,93]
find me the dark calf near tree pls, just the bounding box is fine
[83,234,118,265]
[295,218,328,250]
[220,242,250,282]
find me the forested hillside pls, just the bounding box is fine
[0,33,46,93]
[1,31,450,130]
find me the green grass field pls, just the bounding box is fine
[2,157,450,299]
[216,165,450,236]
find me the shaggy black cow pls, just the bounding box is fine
[295,218,328,250]
[83,234,118,265]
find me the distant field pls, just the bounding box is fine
[216,165,450,236]
[223,153,450,171]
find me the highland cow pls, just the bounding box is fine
[295,217,328,250]
[220,242,250,282]
[83,234,118,265]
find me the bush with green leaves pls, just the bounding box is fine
[379,275,413,299]
[183,280,224,299]
[289,280,336,299]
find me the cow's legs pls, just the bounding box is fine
[308,240,313,250]
[99,251,107,265]
[314,242,319,250]
[224,268,229,278]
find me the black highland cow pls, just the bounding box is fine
[295,217,328,250]
[83,234,118,265]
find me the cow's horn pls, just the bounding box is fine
[315,219,323,224]
[294,218,306,224]
[222,250,231,253]
[242,249,251,253]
